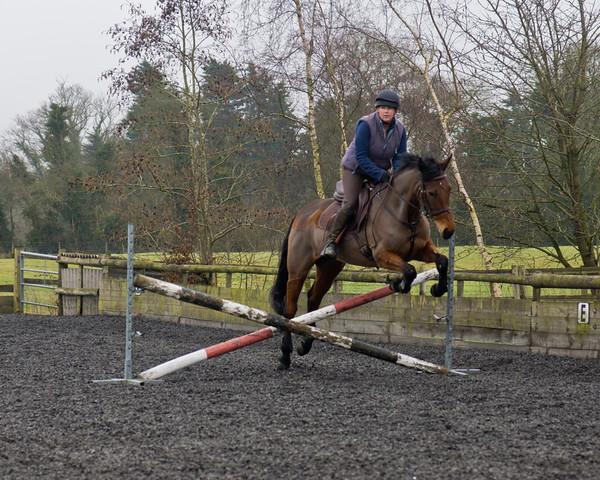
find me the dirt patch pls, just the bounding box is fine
[1,314,599,479]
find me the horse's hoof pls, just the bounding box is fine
[399,278,413,294]
[278,355,291,370]
[277,360,290,370]
[297,339,313,356]
[400,266,417,293]
[430,284,447,297]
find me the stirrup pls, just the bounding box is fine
[320,242,338,258]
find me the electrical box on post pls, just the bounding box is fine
[577,302,590,324]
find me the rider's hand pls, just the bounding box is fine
[379,172,391,184]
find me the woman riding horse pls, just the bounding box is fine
[271,151,455,370]
[321,89,407,259]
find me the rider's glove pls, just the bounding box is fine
[379,172,391,184]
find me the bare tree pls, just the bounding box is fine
[454,0,600,267]
[354,0,502,294]
[104,0,232,264]
[241,0,333,198]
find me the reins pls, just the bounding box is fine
[355,164,451,263]
[369,172,451,260]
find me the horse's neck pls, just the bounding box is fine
[352,170,422,235]
[391,170,422,215]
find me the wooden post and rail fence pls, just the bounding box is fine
[1,250,600,358]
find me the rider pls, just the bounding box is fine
[321,89,408,259]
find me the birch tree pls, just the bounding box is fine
[241,0,332,198]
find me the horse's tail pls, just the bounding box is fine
[270,220,293,316]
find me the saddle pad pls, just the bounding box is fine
[318,201,341,231]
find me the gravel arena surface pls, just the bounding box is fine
[1,314,600,479]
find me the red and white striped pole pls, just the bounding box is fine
[138,328,277,380]
[135,269,446,380]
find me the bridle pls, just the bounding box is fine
[419,174,452,219]
[379,173,451,223]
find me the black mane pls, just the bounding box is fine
[396,153,440,181]
[397,153,421,170]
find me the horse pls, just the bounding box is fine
[270,153,455,370]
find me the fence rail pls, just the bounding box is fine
[57,253,600,299]
[2,252,600,316]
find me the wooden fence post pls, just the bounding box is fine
[456,280,464,297]
[512,265,527,299]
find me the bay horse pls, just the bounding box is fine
[270,153,455,370]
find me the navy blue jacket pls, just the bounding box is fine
[341,111,407,182]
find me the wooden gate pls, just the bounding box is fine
[56,259,102,315]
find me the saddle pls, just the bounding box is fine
[319,180,388,260]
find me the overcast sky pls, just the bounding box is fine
[0,0,157,133]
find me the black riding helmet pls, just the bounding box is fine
[374,89,400,109]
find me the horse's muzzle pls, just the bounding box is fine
[432,212,455,240]
[442,228,454,240]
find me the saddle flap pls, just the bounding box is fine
[318,201,341,231]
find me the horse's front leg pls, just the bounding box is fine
[376,249,417,294]
[430,253,448,297]
[416,239,448,297]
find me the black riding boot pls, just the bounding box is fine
[320,209,353,259]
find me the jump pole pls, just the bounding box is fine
[133,271,456,377]
[137,269,439,380]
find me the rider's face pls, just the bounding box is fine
[377,106,397,123]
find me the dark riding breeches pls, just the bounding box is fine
[340,167,364,215]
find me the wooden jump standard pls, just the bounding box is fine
[133,270,455,378]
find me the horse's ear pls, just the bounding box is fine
[440,154,453,171]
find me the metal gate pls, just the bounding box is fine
[19,251,59,314]
[17,251,102,315]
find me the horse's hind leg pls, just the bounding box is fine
[297,259,345,356]
[279,331,293,370]
[278,277,306,370]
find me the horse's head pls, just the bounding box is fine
[418,155,455,240]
